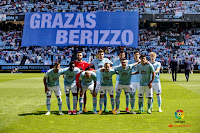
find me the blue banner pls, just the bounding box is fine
[22,12,138,47]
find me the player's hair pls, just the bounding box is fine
[134,50,140,54]
[77,51,82,54]
[140,54,146,58]
[121,58,127,61]
[98,49,104,54]
[119,50,125,54]
[54,60,61,66]
[186,57,188,60]
[69,61,75,66]
[104,63,110,66]
[150,52,157,57]
[173,56,176,59]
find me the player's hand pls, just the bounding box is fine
[45,87,49,93]
[148,82,152,89]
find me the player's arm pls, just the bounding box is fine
[43,77,48,93]
[155,66,161,73]
[148,72,155,88]
[132,71,139,75]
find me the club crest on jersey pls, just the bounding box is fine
[122,72,128,76]
[103,77,109,80]
[141,71,146,75]
[68,76,74,79]
[53,77,58,81]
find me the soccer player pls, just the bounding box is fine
[74,51,91,112]
[78,71,97,114]
[98,63,117,115]
[150,52,162,112]
[43,61,64,115]
[128,51,141,113]
[132,54,155,114]
[113,51,130,112]
[114,58,139,114]
[63,61,80,115]
[90,49,112,112]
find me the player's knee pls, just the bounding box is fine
[57,96,62,103]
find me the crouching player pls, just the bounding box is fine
[78,71,98,114]
[132,54,155,114]
[43,61,64,115]
[63,61,80,115]
[98,63,117,115]
[150,52,162,112]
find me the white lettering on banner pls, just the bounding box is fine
[121,30,133,45]
[69,30,80,44]
[110,30,121,45]
[41,13,52,28]
[52,13,63,28]
[30,13,96,29]
[55,30,134,45]
[30,13,41,29]
[56,30,68,44]
[74,13,85,28]
[80,30,92,44]
[99,30,110,44]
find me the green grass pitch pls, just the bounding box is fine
[0,73,200,133]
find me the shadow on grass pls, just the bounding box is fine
[18,110,153,116]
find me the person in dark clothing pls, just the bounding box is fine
[184,57,192,81]
[170,56,178,81]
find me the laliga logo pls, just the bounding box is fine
[175,110,184,120]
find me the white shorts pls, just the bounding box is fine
[130,82,140,93]
[152,82,162,94]
[116,84,131,93]
[64,84,77,94]
[100,86,114,95]
[81,83,94,94]
[138,86,153,98]
[46,86,61,96]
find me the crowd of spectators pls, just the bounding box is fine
[0,0,200,15]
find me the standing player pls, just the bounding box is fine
[98,63,117,115]
[90,49,112,112]
[150,52,162,112]
[78,71,97,114]
[113,51,130,112]
[43,61,64,115]
[63,61,80,115]
[114,58,139,114]
[74,51,90,112]
[132,54,155,114]
[128,51,141,113]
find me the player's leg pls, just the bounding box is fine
[55,87,63,115]
[154,82,162,112]
[45,90,52,115]
[130,82,137,114]
[124,85,130,113]
[71,84,78,115]
[92,90,97,114]
[137,86,144,114]
[78,84,86,114]
[115,86,122,114]
[172,70,175,81]
[98,87,105,114]
[107,86,116,114]
[64,86,71,114]
[146,86,153,114]
[175,69,177,81]
[83,92,88,112]
[115,80,119,111]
